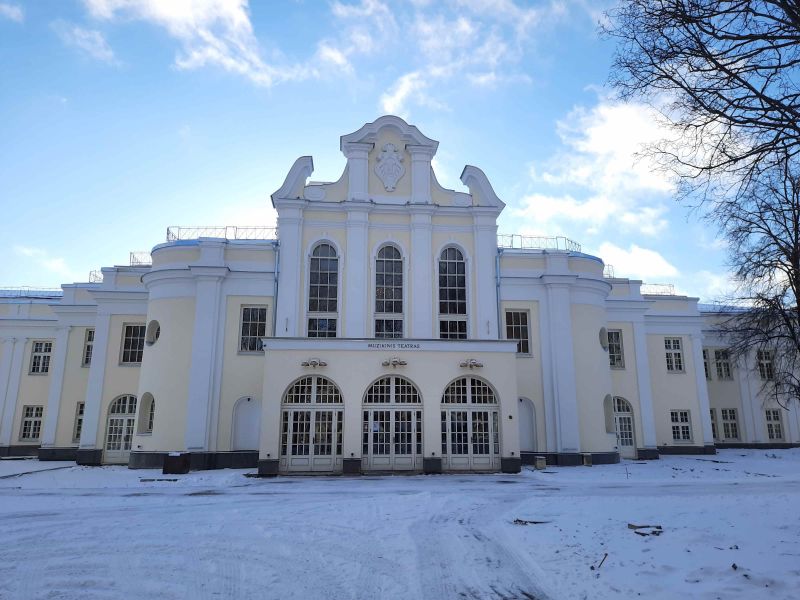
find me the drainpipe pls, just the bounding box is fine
[272,239,280,337]
[495,248,503,339]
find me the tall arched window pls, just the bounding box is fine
[375,245,403,338]
[438,246,467,339]
[308,243,338,337]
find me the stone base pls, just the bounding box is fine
[163,453,190,475]
[636,448,660,460]
[500,457,521,473]
[37,447,78,461]
[257,459,279,477]
[715,442,800,449]
[657,444,717,455]
[423,457,442,474]
[342,458,361,475]
[522,451,619,466]
[75,449,103,466]
[0,445,40,458]
[128,451,259,470]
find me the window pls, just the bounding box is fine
[82,329,94,367]
[19,406,43,441]
[715,350,732,380]
[757,350,774,380]
[505,310,531,355]
[72,402,85,443]
[766,409,784,440]
[720,408,739,440]
[438,247,467,339]
[607,329,624,368]
[308,243,338,337]
[709,408,718,440]
[120,324,145,364]
[702,349,711,380]
[29,341,52,374]
[138,393,155,434]
[670,410,692,442]
[145,320,161,346]
[240,306,268,352]
[664,338,684,372]
[375,245,404,338]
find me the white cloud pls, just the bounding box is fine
[13,246,76,279]
[53,22,118,65]
[380,72,427,117]
[595,242,679,280]
[0,2,23,22]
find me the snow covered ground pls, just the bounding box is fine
[1,449,798,600]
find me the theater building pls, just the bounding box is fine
[1,116,798,475]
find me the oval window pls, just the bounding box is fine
[145,320,161,346]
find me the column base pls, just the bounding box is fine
[525,452,620,466]
[500,457,521,473]
[423,457,442,474]
[257,459,279,477]
[657,444,717,455]
[129,451,259,470]
[37,447,78,461]
[342,458,361,475]
[715,442,800,449]
[0,445,40,458]
[76,449,103,466]
[636,448,660,460]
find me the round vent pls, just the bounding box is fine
[599,327,609,351]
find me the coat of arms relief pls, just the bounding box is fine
[374,143,405,192]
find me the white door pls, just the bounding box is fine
[613,397,636,459]
[362,408,422,471]
[518,398,536,452]
[232,397,261,451]
[442,409,500,471]
[104,395,137,464]
[280,408,343,472]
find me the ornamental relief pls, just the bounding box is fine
[374,143,405,192]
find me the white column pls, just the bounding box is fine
[79,313,111,449]
[632,320,658,449]
[274,206,303,337]
[343,142,371,202]
[185,273,224,451]
[544,280,580,453]
[472,212,499,340]
[409,208,434,338]
[343,206,370,337]
[785,403,800,443]
[690,332,715,445]
[736,354,758,441]
[39,326,71,449]
[0,338,25,448]
[407,145,434,204]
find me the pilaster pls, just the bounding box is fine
[690,332,715,444]
[39,326,71,448]
[79,313,111,449]
[344,206,370,337]
[472,212,499,340]
[0,338,26,447]
[342,142,372,202]
[410,208,435,338]
[407,145,434,204]
[632,320,658,449]
[274,205,304,337]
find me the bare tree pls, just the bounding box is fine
[603,1,800,406]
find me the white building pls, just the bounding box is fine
[1,116,798,475]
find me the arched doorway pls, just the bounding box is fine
[232,396,261,451]
[362,376,422,471]
[518,397,536,452]
[613,396,636,459]
[104,394,137,464]
[280,376,343,472]
[441,376,500,471]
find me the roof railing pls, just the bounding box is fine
[497,234,582,252]
[88,270,103,283]
[0,286,63,298]
[640,283,676,296]
[166,226,279,241]
[129,252,152,267]
[603,264,616,278]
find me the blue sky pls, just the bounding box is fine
[0,0,729,299]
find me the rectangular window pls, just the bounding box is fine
[82,329,94,367]
[72,402,85,443]
[19,406,43,441]
[505,310,531,355]
[664,337,684,372]
[240,306,268,352]
[757,350,774,380]
[709,408,718,440]
[439,320,467,340]
[703,349,711,380]
[670,410,692,443]
[29,341,53,374]
[120,324,145,364]
[607,329,624,368]
[714,350,732,380]
[375,319,403,339]
[765,409,784,440]
[720,408,739,440]
[308,318,337,338]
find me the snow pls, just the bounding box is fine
[0,450,798,600]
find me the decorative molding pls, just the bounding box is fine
[301,358,328,368]
[381,356,407,368]
[459,358,483,369]
[374,143,405,192]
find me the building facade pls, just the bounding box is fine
[1,116,798,475]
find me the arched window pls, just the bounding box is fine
[109,394,137,415]
[441,377,497,404]
[137,393,155,434]
[364,376,421,403]
[308,243,338,337]
[375,245,403,338]
[438,247,467,339]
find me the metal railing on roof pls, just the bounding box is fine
[88,270,103,283]
[166,226,279,242]
[640,283,676,296]
[603,264,615,278]
[497,234,582,252]
[129,252,152,267]
[0,286,63,298]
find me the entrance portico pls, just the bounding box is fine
[258,338,520,475]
